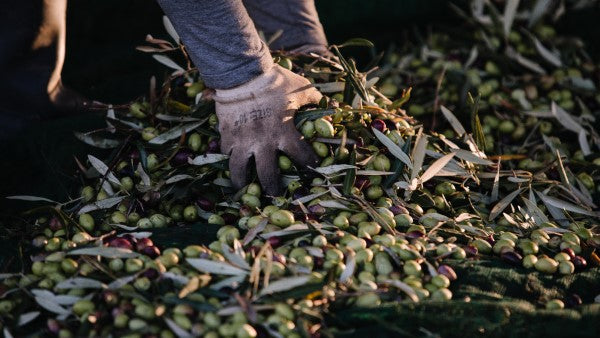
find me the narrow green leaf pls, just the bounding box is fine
[343,147,357,196]
[337,38,375,48]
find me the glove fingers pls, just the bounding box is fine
[301,87,323,106]
[228,148,251,191]
[280,131,319,168]
[254,148,280,196]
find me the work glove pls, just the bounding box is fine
[214,64,322,195]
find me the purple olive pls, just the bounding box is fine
[171,148,193,166]
[464,245,479,257]
[308,204,326,216]
[136,238,154,251]
[142,246,161,259]
[49,217,63,231]
[561,247,576,259]
[142,268,159,280]
[389,205,409,215]
[437,265,458,281]
[501,251,523,266]
[221,213,237,225]
[267,236,282,248]
[47,319,61,334]
[239,205,253,218]
[292,187,309,201]
[121,234,137,244]
[108,238,133,251]
[207,139,220,153]
[354,176,371,190]
[196,197,215,211]
[371,119,387,133]
[405,231,425,239]
[572,256,587,270]
[565,293,582,308]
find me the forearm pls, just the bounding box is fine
[156,0,273,89]
[243,0,328,50]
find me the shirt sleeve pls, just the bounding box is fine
[156,0,274,89]
[243,0,328,51]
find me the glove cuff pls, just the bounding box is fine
[214,64,282,103]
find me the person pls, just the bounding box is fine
[156,0,330,195]
[1,0,329,196]
[0,0,95,139]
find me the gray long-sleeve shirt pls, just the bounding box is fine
[156,0,326,89]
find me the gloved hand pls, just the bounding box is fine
[214,64,322,195]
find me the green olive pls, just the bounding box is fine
[186,81,205,98]
[535,257,558,274]
[314,118,335,138]
[269,210,295,227]
[403,260,422,277]
[546,299,565,310]
[78,213,95,232]
[72,299,95,316]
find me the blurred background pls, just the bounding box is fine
[1,0,598,213]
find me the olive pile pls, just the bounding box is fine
[1,1,600,337]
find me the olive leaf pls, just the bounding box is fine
[533,37,562,67]
[210,274,246,290]
[56,278,106,290]
[188,154,229,166]
[291,190,328,205]
[506,47,547,74]
[34,295,70,316]
[489,188,524,221]
[319,200,352,210]
[410,130,428,182]
[149,121,204,145]
[259,275,311,296]
[313,164,357,175]
[337,38,375,48]
[162,16,180,44]
[385,279,419,303]
[186,258,249,276]
[6,195,57,203]
[165,174,194,185]
[155,114,203,122]
[372,128,413,169]
[419,152,456,184]
[88,155,121,187]
[74,132,120,149]
[78,196,125,214]
[220,242,251,270]
[343,147,357,196]
[535,192,600,217]
[18,311,40,327]
[152,54,184,71]
[243,219,268,246]
[529,0,552,27]
[68,246,139,259]
[339,251,356,283]
[521,196,549,224]
[503,0,521,37]
[452,149,493,165]
[108,275,137,290]
[164,318,193,338]
[440,105,466,136]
